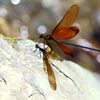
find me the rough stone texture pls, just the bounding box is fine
[0,37,100,100]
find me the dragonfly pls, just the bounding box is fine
[34,44,81,91]
[35,44,57,90]
[39,4,79,58]
[34,4,79,90]
[34,3,100,91]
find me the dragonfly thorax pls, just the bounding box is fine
[39,34,53,40]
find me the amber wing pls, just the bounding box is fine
[52,4,79,34]
[43,52,56,90]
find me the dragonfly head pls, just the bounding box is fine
[39,34,44,38]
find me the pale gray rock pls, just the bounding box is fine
[0,37,100,100]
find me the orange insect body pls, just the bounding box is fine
[39,4,79,58]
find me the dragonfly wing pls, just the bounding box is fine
[43,52,56,90]
[45,47,63,61]
[51,26,79,39]
[52,4,79,34]
[53,38,73,58]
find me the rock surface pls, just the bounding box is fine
[0,37,100,100]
